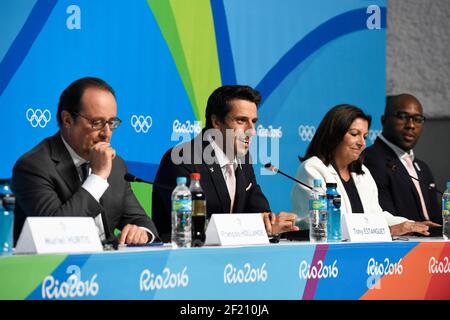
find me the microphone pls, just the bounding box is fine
[263,163,311,241]
[264,163,313,190]
[124,173,152,184]
[124,173,174,191]
[386,163,443,195]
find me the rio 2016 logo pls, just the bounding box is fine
[366,257,403,276]
[257,124,282,138]
[41,265,99,299]
[223,263,268,284]
[428,257,450,274]
[298,260,338,279]
[172,119,202,135]
[366,257,403,290]
[140,267,189,291]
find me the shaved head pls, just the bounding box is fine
[382,93,424,151]
[385,94,423,116]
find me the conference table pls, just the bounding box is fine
[0,238,449,300]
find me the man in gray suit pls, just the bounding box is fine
[12,77,159,245]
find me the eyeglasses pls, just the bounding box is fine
[386,112,426,124]
[72,112,122,130]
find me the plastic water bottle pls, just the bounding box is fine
[443,181,450,240]
[189,173,206,247]
[326,182,341,242]
[309,179,327,243]
[171,177,192,248]
[0,179,15,256]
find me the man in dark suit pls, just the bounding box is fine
[12,77,159,245]
[364,94,442,225]
[152,85,298,242]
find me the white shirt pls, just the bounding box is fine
[207,135,239,180]
[61,135,108,240]
[60,134,154,242]
[60,135,109,200]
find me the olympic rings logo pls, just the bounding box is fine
[298,125,316,142]
[26,108,51,128]
[131,115,152,133]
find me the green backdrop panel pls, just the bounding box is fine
[0,254,66,300]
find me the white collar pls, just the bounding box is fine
[207,135,238,169]
[60,133,88,168]
[379,134,415,161]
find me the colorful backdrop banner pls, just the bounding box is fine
[0,0,386,212]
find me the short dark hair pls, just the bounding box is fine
[57,77,115,127]
[302,104,372,174]
[205,85,261,129]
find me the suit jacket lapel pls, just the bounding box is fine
[380,140,423,211]
[207,162,231,213]
[395,156,423,200]
[50,133,80,193]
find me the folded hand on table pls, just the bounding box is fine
[262,212,299,236]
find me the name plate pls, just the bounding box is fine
[205,213,269,246]
[341,213,392,242]
[15,217,103,254]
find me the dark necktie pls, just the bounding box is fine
[80,162,90,182]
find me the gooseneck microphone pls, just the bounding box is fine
[386,163,443,195]
[263,163,311,241]
[264,163,313,190]
[124,173,152,184]
[124,173,173,191]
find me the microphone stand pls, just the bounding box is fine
[264,163,313,190]
[124,173,173,191]
[263,163,311,241]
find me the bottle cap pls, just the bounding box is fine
[326,182,337,188]
[447,181,450,188]
[176,177,187,185]
[190,173,201,180]
[313,179,322,187]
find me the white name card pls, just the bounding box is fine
[341,213,392,242]
[15,217,103,254]
[205,213,269,246]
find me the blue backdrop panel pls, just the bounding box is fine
[0,0,386,213]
